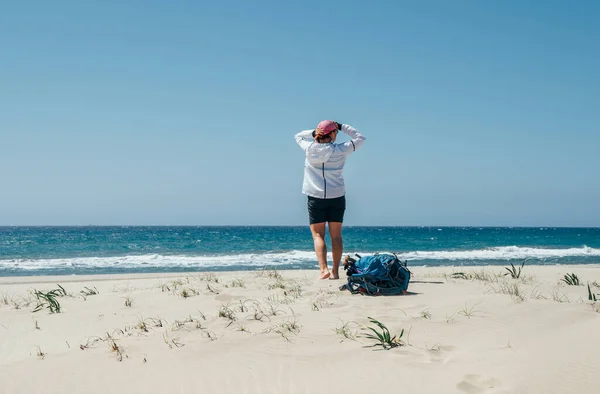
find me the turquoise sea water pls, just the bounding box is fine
[1,226,599,276]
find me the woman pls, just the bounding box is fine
[295,120,366,279]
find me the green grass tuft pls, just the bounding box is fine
[32,286,67,313]
[361,317,404,350]
[562,273,581,286]
[588,283,598,302]
[504,260,526,279]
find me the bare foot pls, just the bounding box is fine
[319,272,331,280]
[329,276,339,280]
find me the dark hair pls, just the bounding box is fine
[315,134,332,143]
[314,129,336,143]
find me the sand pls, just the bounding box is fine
[1,265,600,394]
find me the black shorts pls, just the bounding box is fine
[307,195,346,225]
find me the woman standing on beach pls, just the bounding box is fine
[295,120,366,279]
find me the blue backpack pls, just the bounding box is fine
[340,253,411,295]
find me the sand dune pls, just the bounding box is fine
[1,265,600,394]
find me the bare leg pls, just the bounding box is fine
[309,223,330,279]
[328,222,343,279]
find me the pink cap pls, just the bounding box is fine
[317,120,338,135]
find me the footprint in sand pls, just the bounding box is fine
[423,345,455,364]
[214,293,234,302]
[456,374,502,393]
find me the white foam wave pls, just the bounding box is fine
[0,251,319,271]
[1,246,599,271]
[397,245,600,261]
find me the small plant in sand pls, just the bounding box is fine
[268,277,287,290]
[171,315,202,331]
[445,312,457,324]
[279,317,301,334]
[163,332,185,349]
[451,272,471,280]
[202,330,218,341]
[33,318,40,330]
[247,304,268,322]
[311,294,333,311]
[529,285,546,300]
[218,304,237,324]
[80,286,99,296]
[235,323,250,333]
[1,292,10,306]
[171,319,185,330]
[199,273,219,283]
[236,299,254,313]
[33,285,67,313]
[229,278,246,288]
[171,279,185,290]
[264,318,301,342]
[136,316,150,333]
[205,283,219,294]
[255,268,283,280]
[562,273,581,286]
[488,282,525,302]
[361,317,404,350]
[550,288,570,303]
[504,260,526,279]
[10,296,25,310]
[284,283,303,299]
[264,301,284,316]
[180,288,199,298]
[311,298,323,311]
[124,295,133,307]
[471,269,499,283]
[35,345,46,360]
[334,320,359,341]
[420,309,432,319]
[458,302,481,319]
[146,317,165,328]
[107,337,124,361]
[588,283,598,302]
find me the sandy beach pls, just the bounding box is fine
[1,265,600,394]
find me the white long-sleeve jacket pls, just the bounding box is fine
[295,124,365,199]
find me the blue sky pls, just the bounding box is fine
[1,0,599,226]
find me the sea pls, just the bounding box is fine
[1,226,600,277]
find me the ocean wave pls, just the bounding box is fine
[1,246,599,271]
[397,245,600,261]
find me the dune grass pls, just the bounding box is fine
[504,261,526,279]
[35,345,46,360]
[32,285,67,313]
[163,333,185,349]
[588,283,598,302]
[80,286,99,296]
[334,319,359,341]
[458,302,482,319]
[488,281,525,302]
[124,295,133,307]
[562,273,581,286]
[217,304,237,324]
[550,288,570,303]
[229,278,246,288]
[361,317,404,350]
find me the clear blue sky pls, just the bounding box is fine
[1,0,599,226]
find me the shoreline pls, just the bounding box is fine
[1,265,600,393]
[2,262,600,284]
